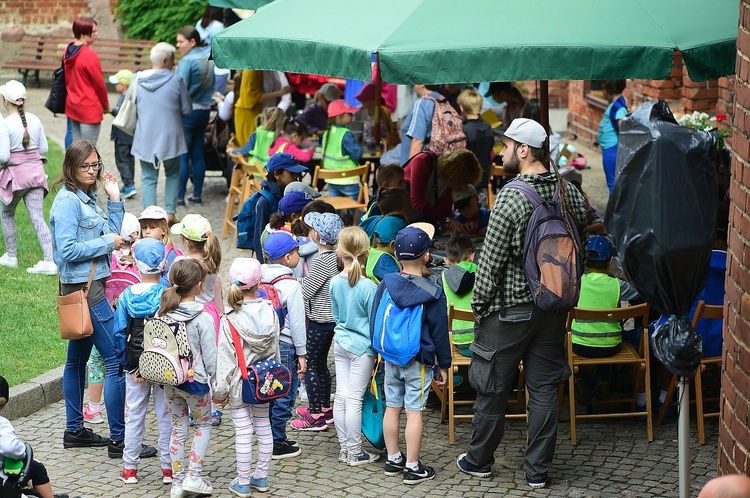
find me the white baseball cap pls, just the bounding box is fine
[0,80,26,106]
[501,118,548,149]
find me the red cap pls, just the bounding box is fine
[328,99,360,118]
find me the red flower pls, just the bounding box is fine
[716,113,728,123]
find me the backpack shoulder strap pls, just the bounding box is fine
[270,274,295,285]
[226,318,250,380]
[609,96,627,133]
[258,188,278,212]
[503,180,544,208]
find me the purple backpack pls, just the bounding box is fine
[505,180,582,312]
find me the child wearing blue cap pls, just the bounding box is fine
[570,235,640,406]
[359,214,407,284]
[112,237,170,485]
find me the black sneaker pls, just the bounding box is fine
[383,452,406,476]
[63,428,109,448]
[527,475,548,489]
[108,440,158,459]
[456,453,491,478]
[403,461,436,485]
[272,441,302,460]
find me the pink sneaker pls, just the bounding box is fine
[291,413,328,431]
[295,407,334,425]
[83,403,104,424]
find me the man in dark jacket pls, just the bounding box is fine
[371,223,451,485]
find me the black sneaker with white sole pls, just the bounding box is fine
[383,452,406,476]
[402,461,436,485]
[272,441,302,460]
[456,453,492,478]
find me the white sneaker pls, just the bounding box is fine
[26,260,58,275]
[169,482,184,498]
[0,253,18,268]
[182,475,213,495]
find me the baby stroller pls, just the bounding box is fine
[1,442,39,498]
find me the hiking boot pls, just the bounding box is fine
[182,475,213,495]
[402,461,436,485]
[383,452,406,476]
[162,468,173,484]
[456,453,491,478]
[63,427,109,448]
[250,476,269,492]
[119,468,138,484]
[291,413,328,431]
[82,403,103,424]
[26,260,58,275]
[272,441,301,460]
[228,477,251,497]
[0,253,18,268]
[348,450,380,467]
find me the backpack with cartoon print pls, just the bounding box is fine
[138,316,193,385]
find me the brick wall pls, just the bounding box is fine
[0,0,119,37]
[718,0,750,477]
[521,80,569,108]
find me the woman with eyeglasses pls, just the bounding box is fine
[49,139,129,455]
[63,17,110,145]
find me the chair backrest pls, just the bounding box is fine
[487,164,516,207]
[690,300,724,329]
[566,303,651,332]
[312,163,370,184]
[448,304,474,333]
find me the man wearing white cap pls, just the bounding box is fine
[456,118,587,489]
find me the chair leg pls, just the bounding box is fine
[658,374,678,425]
[221,167,243,239]
[644,364,653,442]
[569,365,577,446]
[448,369,456,445]
[695,366,705,445]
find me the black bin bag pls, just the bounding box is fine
[605,100,718,377]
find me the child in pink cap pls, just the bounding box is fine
[214,257,279,496]
[321,99,364,201]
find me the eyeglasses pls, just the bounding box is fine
[79,161,102,172]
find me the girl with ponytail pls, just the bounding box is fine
[0,80,56,275]
[327,226,380,466]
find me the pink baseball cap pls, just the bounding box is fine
[229,258,262,290]
[139,205,169,223]
[328,99,360,118]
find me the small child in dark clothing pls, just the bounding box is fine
[109,70,136,199]
[452,185,490,236]
[458,89,493,194]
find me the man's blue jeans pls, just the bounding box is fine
[178,109,211,201]
[269,342,299,446]
[63,299,126,441]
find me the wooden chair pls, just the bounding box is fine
[431,305,526,444]
[222,135,263,242]
[486,164,516,208]
[312,164,370,222]
[657,301,723,444]
[566,303,652,446]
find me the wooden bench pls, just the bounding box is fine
[3,36,155,88]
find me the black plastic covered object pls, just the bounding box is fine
[605,100,717,376]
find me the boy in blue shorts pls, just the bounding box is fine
[371,223,451,485]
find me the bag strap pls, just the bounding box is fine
[227,317,250,380]
[60,260,96,297]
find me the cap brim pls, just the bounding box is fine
[283,164,308,173]
[170,224,183,235]
[108,75,120,84]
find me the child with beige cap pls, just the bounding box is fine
[109,69,137,199]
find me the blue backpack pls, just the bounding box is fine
[372,289,423,367]
[609,96,628,133]
[235,188,277,250]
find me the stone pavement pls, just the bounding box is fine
[13,388,718,497]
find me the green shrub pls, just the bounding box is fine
[116,0,207,43]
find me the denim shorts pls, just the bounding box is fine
[384,360,434,411]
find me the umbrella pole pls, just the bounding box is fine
[539,80,550,134]
[678,376,690,498]
[374,53,382,146]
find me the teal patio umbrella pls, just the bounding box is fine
[213,0,737,83]
[207,0,273,9]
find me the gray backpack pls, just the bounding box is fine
[505,180,582,312]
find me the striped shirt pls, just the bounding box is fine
[471,173,587,319]
[301,250,339,324]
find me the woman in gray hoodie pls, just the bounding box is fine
[158,258,217,497]
[132,42,192,223]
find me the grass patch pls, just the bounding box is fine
[0,141,67,387]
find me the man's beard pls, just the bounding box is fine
[504,150,520,174]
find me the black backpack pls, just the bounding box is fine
[125,316,146,368]
[45,59,66,115]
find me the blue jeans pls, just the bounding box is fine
[602,145,618,193]
[269,342,299,446]
[63,299,126,440]
[178,109,211,200]
[141,157,180,215]
[328,182,360,201]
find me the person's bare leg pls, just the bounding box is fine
[31,481,54,498]
[404,410,423,464]
[89,382,103,405]
[383,407,402,456]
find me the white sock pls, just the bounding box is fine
[388,452,403,464]
[88,401,101,410]
[659,390,668,404]
[636,392,647,406]
[405,461,420,471]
